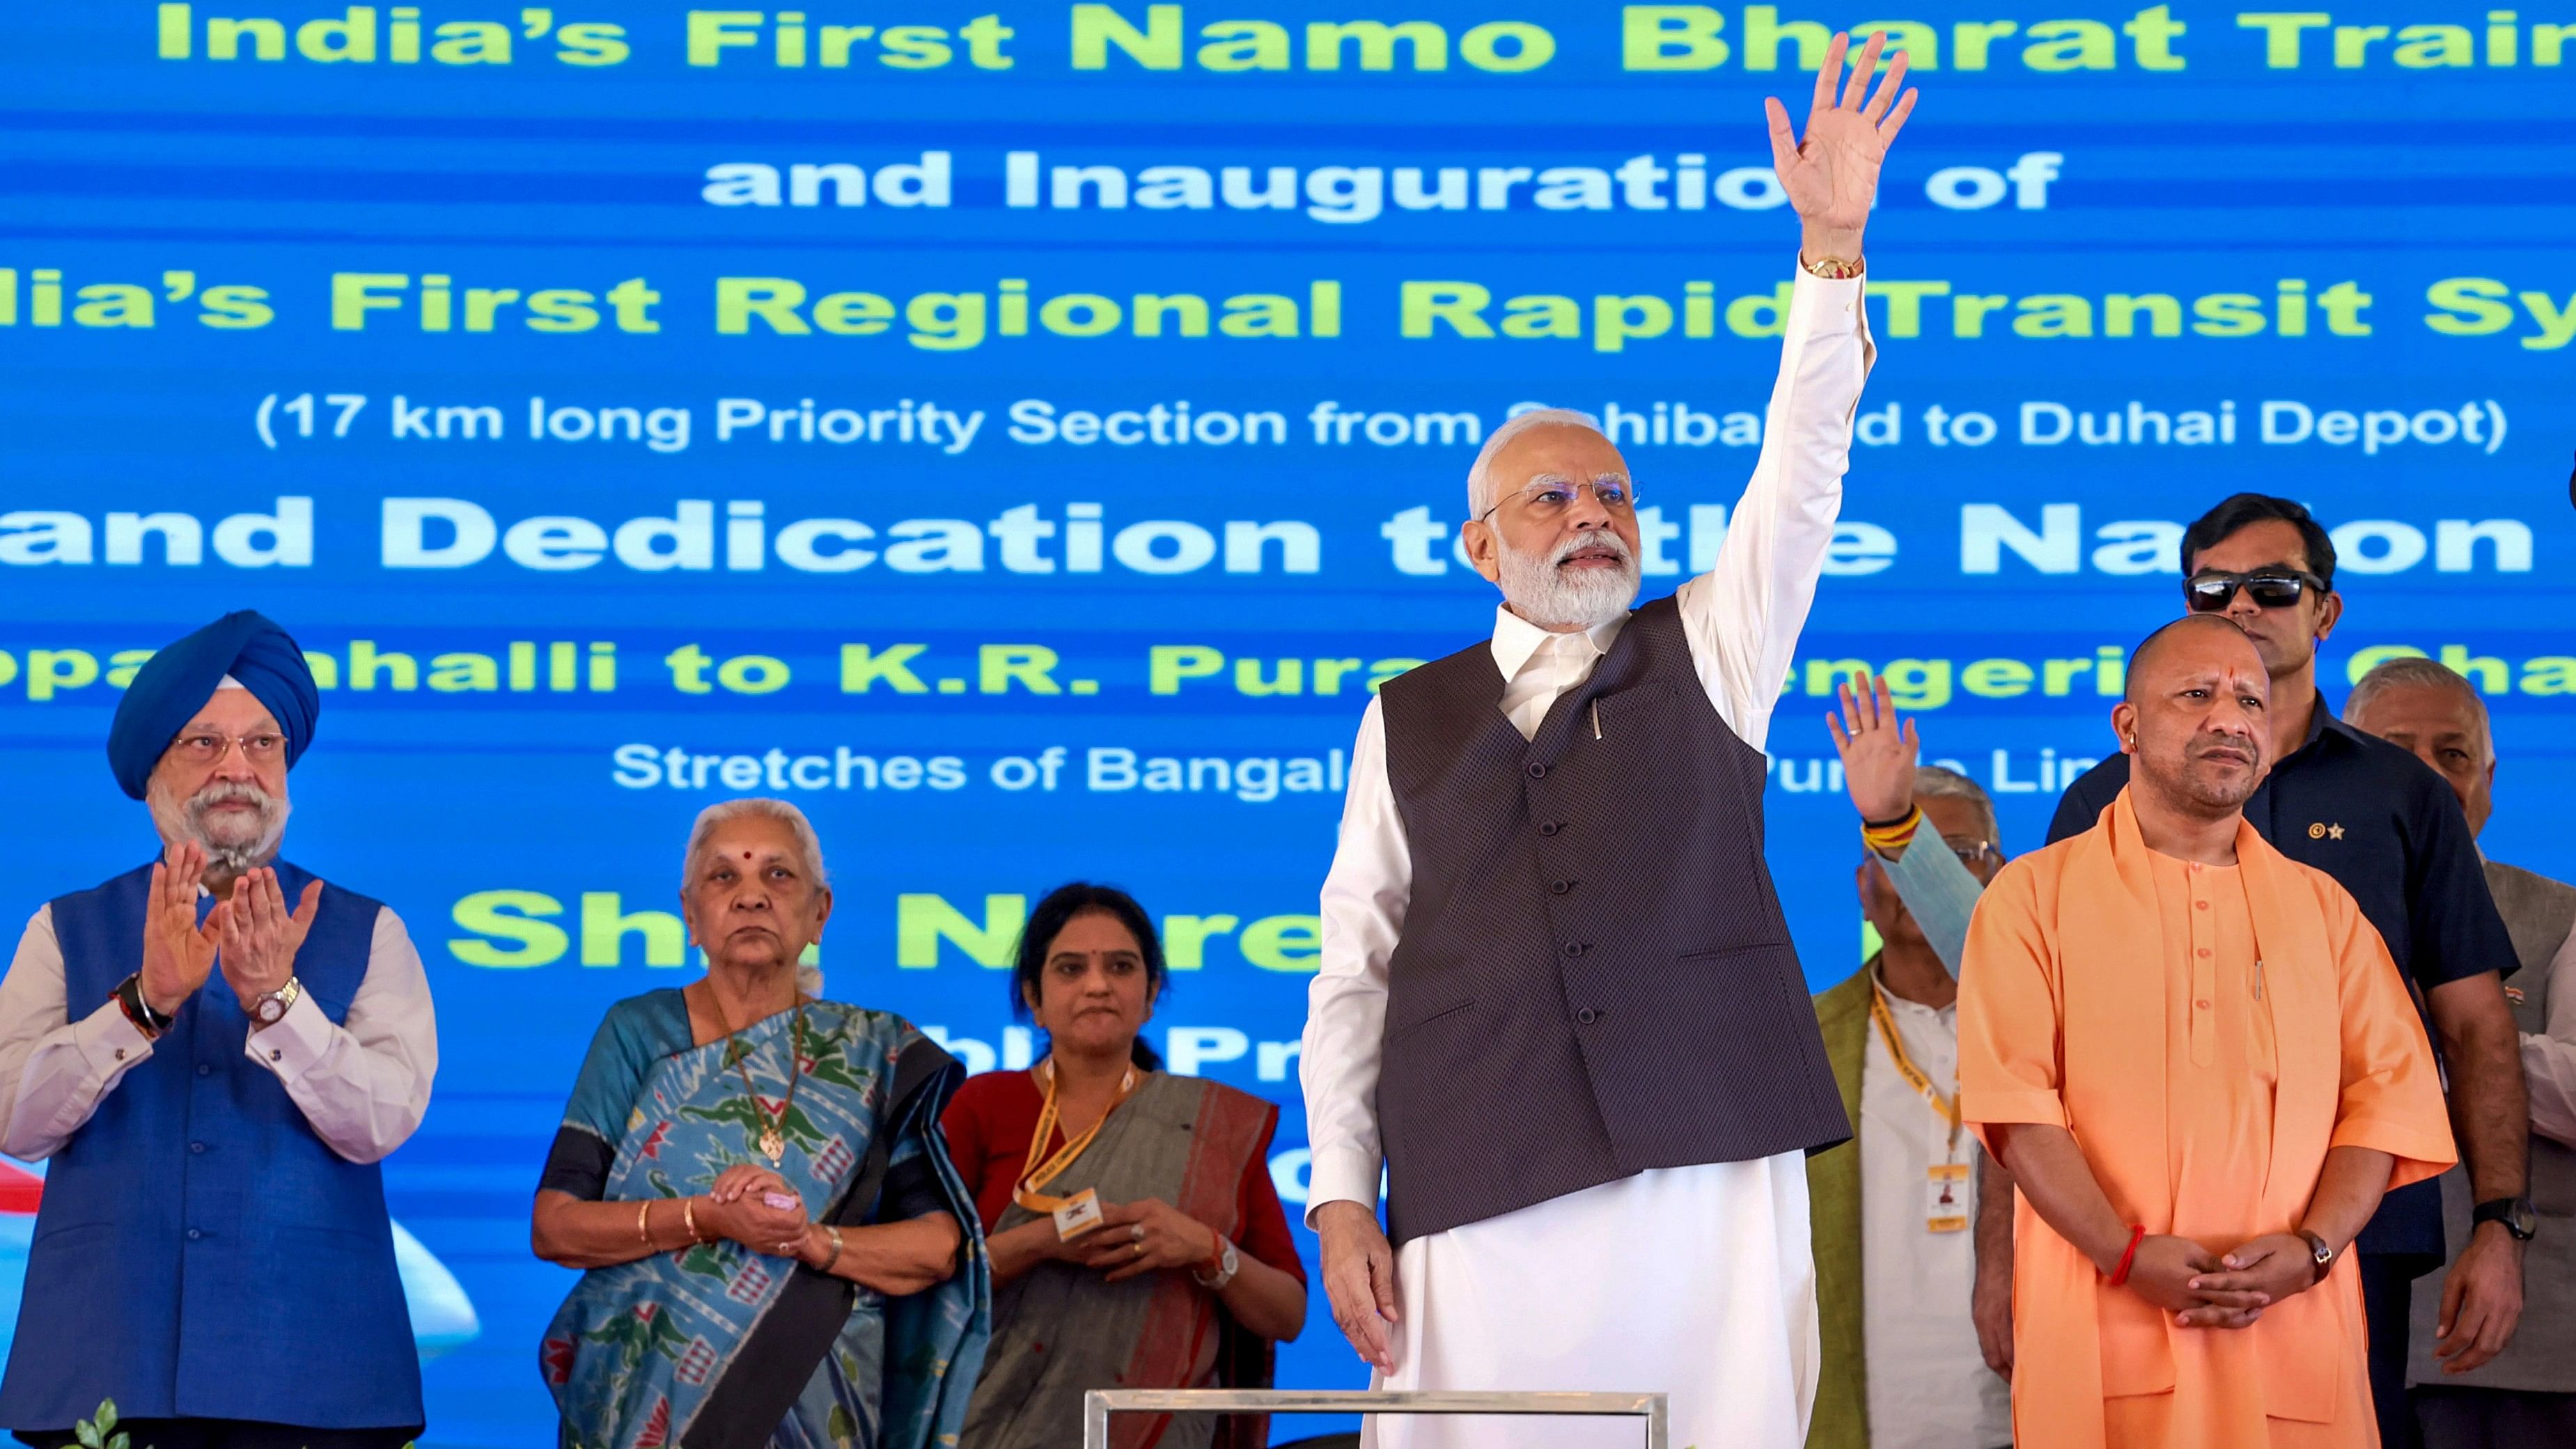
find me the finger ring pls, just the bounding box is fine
[1134,1241,1146,1255]
[1130,1225,1146,1242]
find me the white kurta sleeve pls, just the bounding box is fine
[242,905,438,1164]
[0,905,159,1161]
[1302,696,1410,1223]
[1673,266,1875,752]
[2523,923,2576,1148]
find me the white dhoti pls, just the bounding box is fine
[1364,1153,1817,1449]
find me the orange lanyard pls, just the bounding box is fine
[1870,987,1962,1138]
[1010,1060,1137,1215]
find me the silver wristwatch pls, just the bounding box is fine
[251,977,303,1030]
[1192,1237,1241,1291]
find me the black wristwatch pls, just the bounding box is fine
[2472,1197,2538,1242]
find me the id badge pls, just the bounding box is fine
[1052,1186,1104,1241]
[1926,1162,1970,1234]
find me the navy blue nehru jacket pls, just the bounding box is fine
[2047,707,2515,1260]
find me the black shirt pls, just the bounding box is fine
[2047,704,2515,1258]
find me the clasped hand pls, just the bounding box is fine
[2123,1232,2317,1329]
[1060,1198,1218,1285]
[696,1164,812,1258]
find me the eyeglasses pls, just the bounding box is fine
[167,730,286,766]
[1944,836,1998,867]
[2184,568,2325,612]
[1477,476,1637,523]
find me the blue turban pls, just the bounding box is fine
[107,610,320,799]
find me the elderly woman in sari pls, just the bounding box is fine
[532,798,989,1449]
[942,883,1306,1449]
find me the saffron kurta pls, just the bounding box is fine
[1958,791,2453,1449]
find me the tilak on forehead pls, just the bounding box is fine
[105,610,320,800]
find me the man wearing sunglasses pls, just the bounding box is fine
[2025,493,2527,1448]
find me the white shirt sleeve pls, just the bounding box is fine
[1673,267,1875,752]
[244,905,439,1164]
[0,906,157,1161]
[2523,923,2576,1149]
[1301,696,1408,1223]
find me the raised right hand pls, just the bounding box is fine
[1316,1198,1400,1371]
[1827,672,1920,829]
[139,841,220,1017]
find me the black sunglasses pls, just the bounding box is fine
[2184,568,2325,612]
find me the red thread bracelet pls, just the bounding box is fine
[2107,1225,2147,1287]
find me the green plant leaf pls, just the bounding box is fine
[95,1402,118,1434]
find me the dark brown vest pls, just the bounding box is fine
[1373,595,1850,1244]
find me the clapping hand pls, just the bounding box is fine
[141,841,221,1017]
[1827,672,1919,829]
[1765,30,1918,263]
[217,866,324,1011]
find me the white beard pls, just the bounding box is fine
[149,777,290,875]
[1497,531,1641,632]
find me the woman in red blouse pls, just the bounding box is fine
[943,882,1306,1449]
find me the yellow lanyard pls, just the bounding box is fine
[1010,1060,1137,1215]
[1869,987,1962,1136]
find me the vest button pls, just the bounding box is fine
[1538,821,1563,836]
[1562,942,1584,958]
[1527,763,1548,779]
[196,1064,212,1077]
[1549,879,1572,895]
[187,1228,203,1242]
[1576,1008,1599,1025]
[189,1141,205,1154]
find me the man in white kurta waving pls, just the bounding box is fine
[1300,33,1917,1449]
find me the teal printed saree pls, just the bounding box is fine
[541,992,989,1449]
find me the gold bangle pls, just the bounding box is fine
[823,1224,845,1270]
[682,1197,701,1245]
[1802,254,1864,280]
[637,1198,653,1248]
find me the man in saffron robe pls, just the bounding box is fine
[1958,615,2456,1448]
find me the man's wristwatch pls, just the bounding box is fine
[1192,1236,1241,1291]
[2472,1197,2538,1242]
[250,977,303,1030]
[114,973,173,1040]
[2297,1229,2335,1285]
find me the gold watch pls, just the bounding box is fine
[251,977,302,1031]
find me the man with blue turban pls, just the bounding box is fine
[0,611,439,1449]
